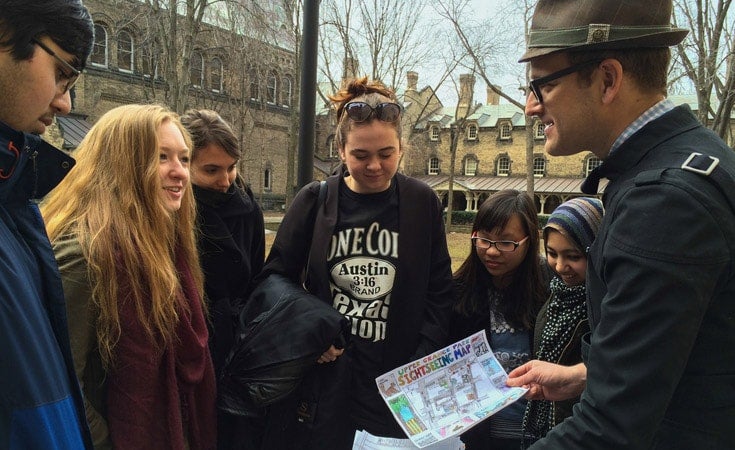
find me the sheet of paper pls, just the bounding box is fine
[374,330,527,448]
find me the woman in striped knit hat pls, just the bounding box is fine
[516,197,604,447]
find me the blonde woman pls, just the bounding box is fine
[41,104,216,450]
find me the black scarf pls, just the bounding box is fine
[521,276,586,445]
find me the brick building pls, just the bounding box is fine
[47,0,298,210]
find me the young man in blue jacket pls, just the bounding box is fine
[507,0,735,449]
[0,1,94,448]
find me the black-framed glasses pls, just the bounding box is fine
[340,102,402,123]
[471,235,529,252]
[528,60,602,104]
[31,38,81,94]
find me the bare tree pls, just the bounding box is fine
[142,0,212,113]
[434,0,538,201]
[318,0,434,89]
[673,0,735,144]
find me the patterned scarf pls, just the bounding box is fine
[521,276,586,446]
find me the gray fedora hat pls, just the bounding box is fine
[519,0,689,62]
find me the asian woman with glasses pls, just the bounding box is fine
[256,76,454,449]
[450,189,550,450]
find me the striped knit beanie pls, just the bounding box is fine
[544,197,603,252]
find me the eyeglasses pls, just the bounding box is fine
[471,235,529,252]
[340,102,402,123]
[528,60,602,104]
[31,38,81,94]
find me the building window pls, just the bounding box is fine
[428,157,440,175]
[140,41,158,78]
[209,57,223,92]
[249,67,259,101]
[266,71,278,104]
[467,124,478,141]
[499,122,512,140]
[464,156,478,176]
[327,135,337,159]
[264,167,272,191]
[585,156,602,176]
[281,76,292,107]
[429,125,440,141]
[535,121,545,139]
[90,24,108,67]
[533,157,546,177]
[117,30,134,72]
[497,156,510,176]
[190,51,203,88]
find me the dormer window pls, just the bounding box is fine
[535,121,545,139]
[467,124,478,141]
[499,122,512,140]
[430,125,440,141]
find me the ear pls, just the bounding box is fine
[598,59,623,105]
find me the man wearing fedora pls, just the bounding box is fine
[506,0,735,449]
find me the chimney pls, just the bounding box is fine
[407,71,418,91]
[487,85,500,105]
[458,73,475,118]
[341,56,359,87]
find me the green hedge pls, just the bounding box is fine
[443,211,550,230]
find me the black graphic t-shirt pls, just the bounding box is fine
[328,177,399,433]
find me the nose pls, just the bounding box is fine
[51,90,73,115]
[525,91,542,117]
[554,257,567,273]
[217,173,231,189]
[171,159,189,182]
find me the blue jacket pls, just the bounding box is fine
[0,121,91,449]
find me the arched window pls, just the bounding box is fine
[533,156,546,177]
[429,125,440,141]
[499,122,512,140]
[467,124,478,141]
[117,30,134,72]
[90,23,108,67]
[496,155,510,176]
[464,156,478,176]
[428,157,440,175]
[264,167,272,191]
[209,57,223,92]
[266,71,278,104]
[585,156,602,176]
[281,76,293,107]
[190,51,203,88]
[249,67,260,101]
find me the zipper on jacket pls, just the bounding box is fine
[29,148,39,200]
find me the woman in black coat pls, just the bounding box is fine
[181,109,266,450]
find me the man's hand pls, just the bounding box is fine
[506,361,586,401]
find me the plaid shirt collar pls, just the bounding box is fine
[608,98,676,156]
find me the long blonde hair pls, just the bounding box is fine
[42,104,203,369]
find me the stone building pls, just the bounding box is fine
[48,0,298,210]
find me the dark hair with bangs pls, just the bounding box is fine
[453,189,546,329]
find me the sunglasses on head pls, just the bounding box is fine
[341,102,402,123]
